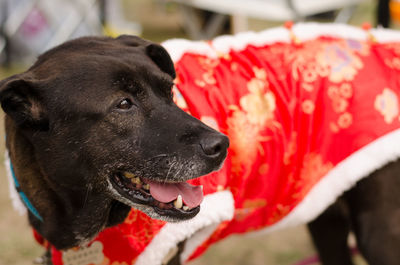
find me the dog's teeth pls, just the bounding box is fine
[183,206,189,211]
[131,177,141,184]
[174,195,183,209]
[143,184,150,190]
[123,172,135,179]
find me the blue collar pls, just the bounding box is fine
[9,160,43,222]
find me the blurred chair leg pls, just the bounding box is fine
[99,0,107,26]
[179,4,230,40]
[179,5,207,40]
[203,13,229,38]
[0,36,10,67]
[377,0,391,27]
[43,0,101,51]
[231,14,248,34]
[0,36,5,64]
[335,5,357,23]
[0,0,10,67]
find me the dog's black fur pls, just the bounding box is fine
[308,159,400,265]
[2,35,400,265]
[0,35,228,250]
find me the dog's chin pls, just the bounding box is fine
[106,174,201,222]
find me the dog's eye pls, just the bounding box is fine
[117,98,133,110]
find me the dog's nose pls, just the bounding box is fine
[200,134,229,158]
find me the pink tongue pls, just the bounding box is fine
[147,180,203,208]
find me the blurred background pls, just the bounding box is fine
[0,0,395,264]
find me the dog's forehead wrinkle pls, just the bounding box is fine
[35,55,140,88]
[34,36,145,67]
[31,35,157,78]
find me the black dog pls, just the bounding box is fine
[0,35,228,250]
[2,33,400,265]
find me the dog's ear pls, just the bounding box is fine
[146,43,176,79]
[0,75,48,130]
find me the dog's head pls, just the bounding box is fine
[0,35,229,223]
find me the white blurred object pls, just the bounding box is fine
[103,0,142,37]
[170,0,365,38]
[172,0,364,21]
[0,0,103,64]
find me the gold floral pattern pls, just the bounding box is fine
[383,43,400,70]
[292,39,369,88]
[253,66,267,80]
[332,97,349,113]
[337,112,353,129]
[283,133,297,165]
[300,153,333,183]
[240,67,275,126]
[339,83,353,98]
[194,57,220,88]
[240,83,276,126]
[292,153,333,199]
[227,109,270,173]
[202,72,217,85]
[316,44,363,83]
[375,88,400,124]
[258,163,269,175]
[268,204,291,224]
[235,199,267,221]
[231,62,239,71]
[302,100,315,114]
[227,67,276,173]
[328,83,354,132]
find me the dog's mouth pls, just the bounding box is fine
[110,171,203,220]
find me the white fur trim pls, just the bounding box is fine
[162,23,400,62]
[134,191,234,265]
[4,151,27,216]
[162,39,218,63]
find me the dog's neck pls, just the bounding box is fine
[8,156,43,221]
[5,117,130,250]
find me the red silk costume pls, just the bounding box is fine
[12,23,400,265]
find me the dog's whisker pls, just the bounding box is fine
[82,184,92,210]
[165,161,176,183]
[145,154,169,162]
[172,163,184,182]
